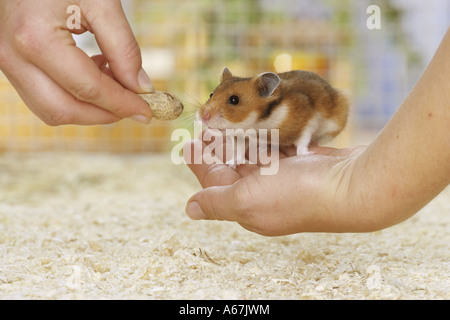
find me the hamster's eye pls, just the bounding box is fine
[228,95,240,105]
[209,92,214,98]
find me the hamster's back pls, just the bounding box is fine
[278,70,348,119]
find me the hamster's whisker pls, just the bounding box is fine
[219,113,230,130]
[184,92,204,108]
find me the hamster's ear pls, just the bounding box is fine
[256,72,280,97]
[221,67,233,82]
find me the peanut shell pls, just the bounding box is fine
[138,92,183,121]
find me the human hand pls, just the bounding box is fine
[184,137,369,236]
[0,0,154,125]
[185,28,450,237]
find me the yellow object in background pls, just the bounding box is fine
[273,51,329,78]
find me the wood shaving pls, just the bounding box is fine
[0,153,449,299]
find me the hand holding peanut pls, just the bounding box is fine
[0,0,154,126]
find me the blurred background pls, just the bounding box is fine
[0,0,449,153]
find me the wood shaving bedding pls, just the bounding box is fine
[0,152,449,299]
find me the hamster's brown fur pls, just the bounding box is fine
[198,67,349,154]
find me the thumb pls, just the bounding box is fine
[83,0,154,93]
[186,185,242,222]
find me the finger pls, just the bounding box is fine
[186,185,242,221]
[2,57,120,125]
[183,140,241,188]
[200,129,234,163]
[309,146,339,155]
[91,54,108,70]
[280,145,297,157]
[186,188,267,235]
[83,0,154,93]
[91,54,116,79]
[310,145,367,157]
[233,164,259,176]
[15,31,152,121]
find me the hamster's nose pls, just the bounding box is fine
[202,110,212,122]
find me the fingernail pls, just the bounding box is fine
[186,201,207,220]
[130,114,152,125]
[138,68,155,92]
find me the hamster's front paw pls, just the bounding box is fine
[297,150,313,156]
[296,144,313,156]
[225,160,239,169]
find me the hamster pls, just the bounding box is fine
[198,67,349,155]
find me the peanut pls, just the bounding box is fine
[138,91,184,121]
